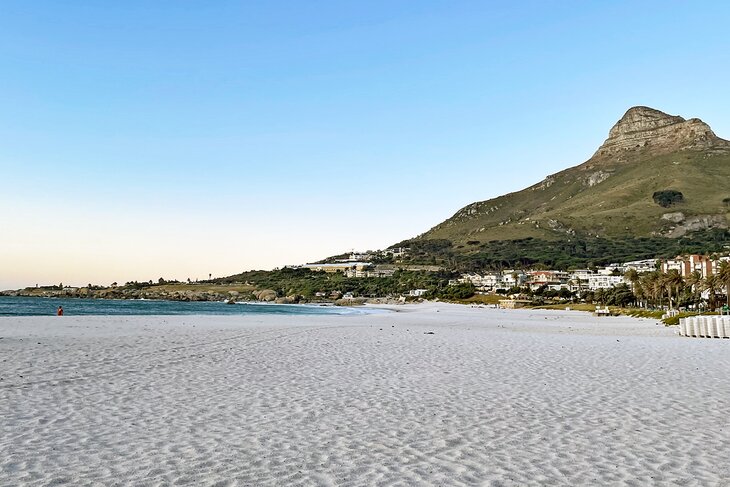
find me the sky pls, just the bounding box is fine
[1,1,729,290]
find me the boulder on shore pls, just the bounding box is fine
[254,289,277,302]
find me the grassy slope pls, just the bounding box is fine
[424,149,730,245]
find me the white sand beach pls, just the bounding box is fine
[2,303,730,486]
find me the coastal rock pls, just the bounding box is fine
[275,295,299,304]
[335,297,366,306]
[254,289,277,302]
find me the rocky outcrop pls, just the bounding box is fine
[253,289,277,302]
[274,295,300,304]
[594,106,730,157]
[665,215,727,237]
[661,212,685,223]
[584,170,611,187]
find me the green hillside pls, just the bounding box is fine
[400,106,730,269]
[425,149,730,243]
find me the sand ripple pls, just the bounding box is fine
[2,307,729,485]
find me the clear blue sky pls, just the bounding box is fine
[2,1,729,289]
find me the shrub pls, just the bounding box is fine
[652,190,683,208]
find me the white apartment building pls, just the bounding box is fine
[587,275,626,290]
[458,273,504,290]
[501,270,528,287]
[624,259,658,273]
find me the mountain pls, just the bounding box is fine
[396,107,730,269]
[422,106,730,243]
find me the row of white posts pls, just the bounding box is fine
[678,316,730,338]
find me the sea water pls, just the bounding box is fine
[0,296,379,317]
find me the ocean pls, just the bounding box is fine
[0,296,378,317]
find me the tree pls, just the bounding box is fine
[684,271,703,311]
[662,269,683,310]
[640,271,663,308]
[717,261,730,308]
[633,280,646,308]
[558,288,573,300]
[652,190,684,208]
[605,284,635,307]
[624,268,640,305]
[704,274,723,311]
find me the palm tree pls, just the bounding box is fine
[654,271,666,308]
[661,269,683,310]
[685,270,703,312]
[624,268,640,305]
[639,272,653,307]
[717,260,730,310]
[703,274,723,312]
[633,280,646,308]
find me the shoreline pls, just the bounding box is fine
[0,294,683,326]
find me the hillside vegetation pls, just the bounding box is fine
[424,149,730,243]
[414,107,730,261]
[392,229,730,272]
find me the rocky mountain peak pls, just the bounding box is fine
[594,106,729,157]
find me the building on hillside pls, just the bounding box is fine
[662,254,714,278]
[661,258,684,274]
[348,252,371,262]
[501,270,528,288]
[342,266,396,278]
[365,268,396,278]
[344,268,368,278]
[409,289,428,297]
[302,262,371,274]
[623,259,658,273]
[570,269,594,279]
[598,264,626,276]
[458,272,503,291]
[386,247,410,259]
[569,270,594,283]
[567,270,594,292]
[587,275,626,290]
[454,270,533,291]
[526,271,570,291]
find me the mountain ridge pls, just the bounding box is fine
[593,106,729,157]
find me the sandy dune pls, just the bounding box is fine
[2,303,729,486]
